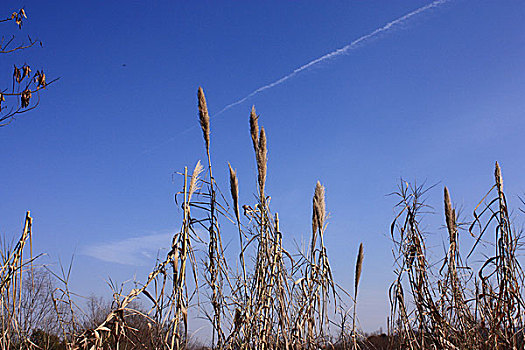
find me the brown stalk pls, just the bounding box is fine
[229,163,248,299]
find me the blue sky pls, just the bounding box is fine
[1,0,525,334]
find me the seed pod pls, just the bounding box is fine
[13,65,21,83]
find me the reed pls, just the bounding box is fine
[10,88,525,350]
[256,127,267,200]
[352,243,364,350]
[249,105,259,153]
[197,87,210,155]
[388,162,525,349]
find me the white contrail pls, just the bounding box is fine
[213,0,449,117]
[141,0,449,155]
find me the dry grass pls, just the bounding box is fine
[389,162,525,349]
[3,88,525,350]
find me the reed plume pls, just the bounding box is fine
[354,243,363,296]
[312,181,326,235]
[188,160,203,201]
[444,186,456,243]
[229,163,247,300]
[228,163,240,223]
[353,242,364,350]
[495,161,503,190]
[197,87,210,153]
[250,106,259,153]
[257,127,267,198]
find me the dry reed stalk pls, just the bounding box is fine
[490,162,523,347]
[291,180,337,347]
[389,181,444,348]
[196,87,227,347]
[242,108,265,347]
[0,211,33,348]
[229,163,248,301]
[242,114,273,349]
[240,109,296,349]
[170,166,189,349]
[442,185,469,328]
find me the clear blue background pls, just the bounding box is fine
[1,0,525,334]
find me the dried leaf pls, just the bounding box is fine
[13,65,21,83]
[21,89,31,108]
[22,65,31,80]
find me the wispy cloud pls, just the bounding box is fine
[213,0,450,117]
[82,232,173,266]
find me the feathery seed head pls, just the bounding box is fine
[250,106,259,153]
[444,186,457,243]
[257,127,267,198]
[495,161,503,190]
[228,163,240,223]
[355,243,364,297]
[312,181,326,235]
[197,87,210,152]
[188,160,203,201]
